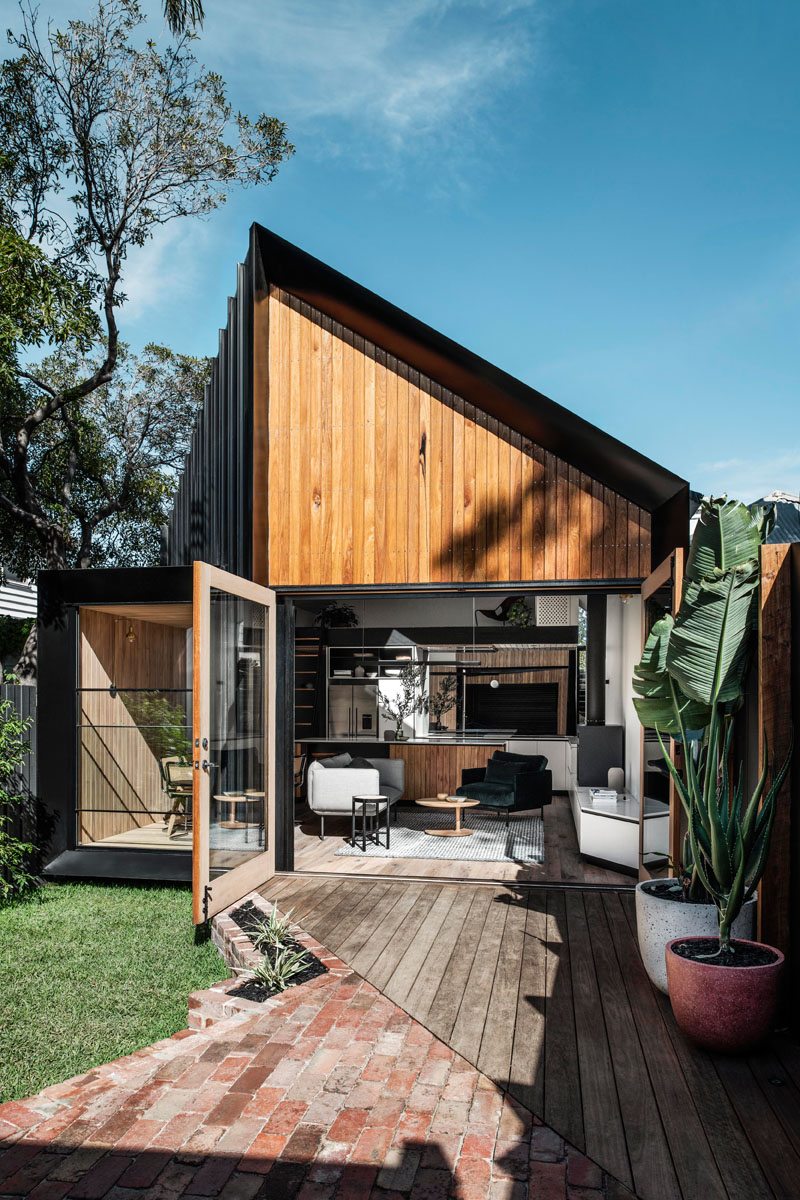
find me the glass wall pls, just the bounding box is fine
[77,605,192,849]
[208,589,268,876]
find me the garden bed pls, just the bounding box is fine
[225,899,328,1001]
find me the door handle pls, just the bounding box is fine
[202,760,217,771]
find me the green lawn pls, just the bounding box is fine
[0,882,225,1104]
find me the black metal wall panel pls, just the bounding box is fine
[36,566,194,862]
[163,247,255,576]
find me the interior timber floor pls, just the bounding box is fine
[293,792,633,885]
[260,873,800,1200]
[88,821,192,850]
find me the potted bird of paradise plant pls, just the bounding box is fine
[632,497,791,1048]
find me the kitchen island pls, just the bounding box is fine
[296,735,578,799]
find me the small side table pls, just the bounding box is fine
[351,794,390,851]
[213,792,264,831]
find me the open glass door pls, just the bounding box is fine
[192,563,277,923]
[638,548,684,881]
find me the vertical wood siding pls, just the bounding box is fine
[78,609,188,844]
[265,288,651,587]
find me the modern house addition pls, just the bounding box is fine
[37,225,691,922]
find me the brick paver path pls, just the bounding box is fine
[0,934,633,1199]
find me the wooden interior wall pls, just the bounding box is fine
[79,609,188,843]
[264,287,652,587]
[430,649,570,734]
[389,744,504,803]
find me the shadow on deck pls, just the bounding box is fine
[261,874,800,1200]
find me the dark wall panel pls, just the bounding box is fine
[163,253,254,575]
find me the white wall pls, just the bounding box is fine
[621,596,642,800]
[602,594,642,799]
[605,597,624,727]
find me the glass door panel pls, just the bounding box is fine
[193,563,276,923]
[208,589,267,875]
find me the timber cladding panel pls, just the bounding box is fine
[262,287,652,587]
[388,743,505,803]
[78,608,189,844]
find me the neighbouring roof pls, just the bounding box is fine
[762,492,800,543]
[252,224,688,518]
[689,490,800,544]
[0,573,36,619]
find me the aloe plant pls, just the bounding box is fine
[250,943,311,992]
[632,496,792,951]
[248,904,297,951]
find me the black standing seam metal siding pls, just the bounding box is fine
[163,250,254,576]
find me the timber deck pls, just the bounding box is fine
[260,875,800,1200]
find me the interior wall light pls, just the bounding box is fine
[125,623,137,644]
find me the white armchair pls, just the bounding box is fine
[306,756,405,839]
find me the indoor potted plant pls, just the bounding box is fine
[313,601,359,628]
[632,497,770,993]
[428,673,457,732]
[379,662,427,742]
[632,496,791,1047]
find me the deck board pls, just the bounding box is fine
[261,874,800,1200]
[542,889,585,1152]
[507,891,547,1117]
[583,891,679,1200]
[565,890,632,1188]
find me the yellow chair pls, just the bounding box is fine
[160,757,193,838]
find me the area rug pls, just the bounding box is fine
[334,809,544,863]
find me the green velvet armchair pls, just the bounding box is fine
[455,749,553,827]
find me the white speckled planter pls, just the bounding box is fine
[635,880,756,994]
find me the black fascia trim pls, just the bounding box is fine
[253,224,687,515]
[277,579,644,596]
[37,565,193,607]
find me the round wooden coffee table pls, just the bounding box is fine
[213,792,264,830]
[416,797,479,837]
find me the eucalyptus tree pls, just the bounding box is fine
[0,342,210,579]
[0,0,293,573]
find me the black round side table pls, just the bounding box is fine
[351,794,390,851]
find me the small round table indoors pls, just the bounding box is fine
[213,791,264,830]
[415,797,479,837]
[351,794,390,851]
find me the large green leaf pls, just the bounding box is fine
[632,614,711,735]
[686,497,763,583]
[667,565,759,706]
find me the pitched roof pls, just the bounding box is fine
[252,223,687,519]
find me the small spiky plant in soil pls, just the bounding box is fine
[249,943,312,993]
[247,903,296,951]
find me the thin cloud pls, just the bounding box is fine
[694,450,800,504]
[208,0,545,168]
[120,223,212,324]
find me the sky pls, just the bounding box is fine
[17,0,800,502]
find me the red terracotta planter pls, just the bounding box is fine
[665,937,784,1053]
